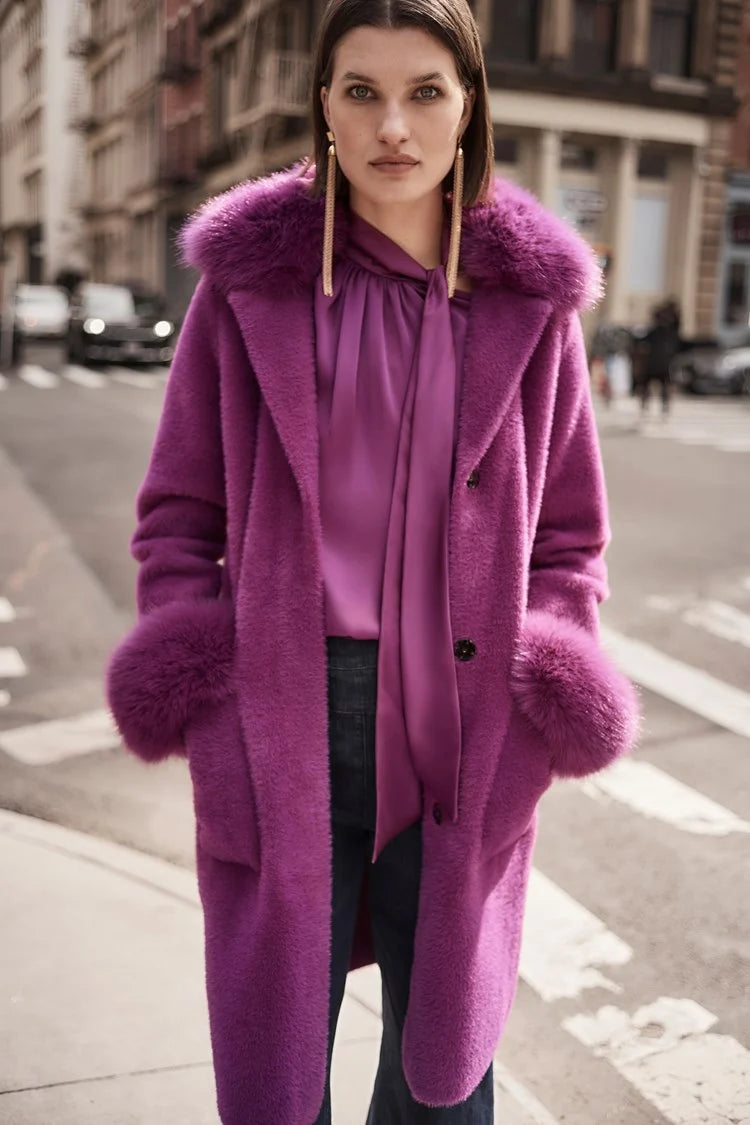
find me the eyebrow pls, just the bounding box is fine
[340,70,447,86]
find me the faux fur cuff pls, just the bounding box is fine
[510,610,640,777]
[106,599,235,762]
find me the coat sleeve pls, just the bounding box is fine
[510,312,641,777]
[105,279,236,762]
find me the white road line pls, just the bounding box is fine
[0,372,8,390]
[0,691,10,708]
[520,869,633,1002]
[0,708,120,765]
[17,364,60,389]
[601,625,750,740]
[0,647,27,677]
[681,599,750,648]
[581,757,750,836]
[62,363,107,389]
[0,597,16,622]
[563,997,750,1125]
[493,1061,561,1125]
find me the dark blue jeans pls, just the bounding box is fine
[314,636,494,1124]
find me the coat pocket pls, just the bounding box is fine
[184,693,260,869]
[481,703,554,857]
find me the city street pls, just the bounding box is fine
[0,353,748,1124]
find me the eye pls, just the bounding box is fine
[347,85,372,100]
[415,85,442,101]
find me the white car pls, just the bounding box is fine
[13,284,70,356]
[670,344,750,396]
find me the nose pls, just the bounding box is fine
[376,100,410,146]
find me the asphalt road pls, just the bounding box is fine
[0,342,748,1124]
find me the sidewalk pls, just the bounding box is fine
[0,809,548,1125]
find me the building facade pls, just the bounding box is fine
[469,0,743,340]
[0,0,82,295]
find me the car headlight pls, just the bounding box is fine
[83,318,106,335]
[153,320,173,338]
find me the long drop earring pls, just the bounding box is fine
[446,139,464,299]
[322,130,337,297]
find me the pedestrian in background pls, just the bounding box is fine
[106,1,640,1122]
[638,299,682,420]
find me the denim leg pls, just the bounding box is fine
[313,638,378,1125]
[311,820,368,1125]
[366,817,494,1123]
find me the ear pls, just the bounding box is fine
[320,85,331,130]
[460,86,476,134]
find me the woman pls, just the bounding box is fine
[106,2,640,1122]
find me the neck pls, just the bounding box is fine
[348,188,445,271]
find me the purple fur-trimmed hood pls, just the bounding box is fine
[178,161,603,309]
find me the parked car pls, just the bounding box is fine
[12,284,70,359]
[67,282,175,365]
[670,341,750,396]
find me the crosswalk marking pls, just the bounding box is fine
[581,757,750,836]
[61,364,107,389]
[0,598,16,623]
[602,398,750,454]
[681,598,750,648]
[0,647,27,678]
[520,869,633,1002]
[564,997,750,1125]
[601,625,750,740]
[17,363,60,389]
[0,708,120,765]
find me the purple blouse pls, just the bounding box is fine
[315,209,471,861]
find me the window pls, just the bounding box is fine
[488,0,538,63]
[651,0,695,77]
[572,0,619,75]
[725,261,749,326]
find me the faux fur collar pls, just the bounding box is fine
[180,161,603,310]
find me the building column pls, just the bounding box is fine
[678,150,704,337]
[693,0,718,79]
[539,0,572,64]
[537,129,561,211]
[605,137,639,322]
[617,0,651,74]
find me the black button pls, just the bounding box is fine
[466,470,480,489]
[432,803,443,825]
[454,638,477,662]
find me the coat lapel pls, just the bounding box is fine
[454,288,552,487]
[228,289,320,524]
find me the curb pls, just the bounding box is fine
[0,808,200,907]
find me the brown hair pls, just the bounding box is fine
[304,0,494,206]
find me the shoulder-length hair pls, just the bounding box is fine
[304,0,494,207]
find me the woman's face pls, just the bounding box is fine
[321,26,475,210]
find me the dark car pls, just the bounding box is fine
[68,282,175,365]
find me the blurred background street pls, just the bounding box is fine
[1,0,750,1123]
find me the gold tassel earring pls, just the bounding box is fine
[446,139,464,299]
[322,130,337,297]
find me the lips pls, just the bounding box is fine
[371,157,418,166]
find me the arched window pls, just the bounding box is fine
[651,0,696,77]
[572,0,619,75]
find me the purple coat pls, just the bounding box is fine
[106,163,640,1124]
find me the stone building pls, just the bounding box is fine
[68,0,162,293]
[0,0,82,293]
[469,0,743,340]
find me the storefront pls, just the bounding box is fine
[719,175,750,347]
